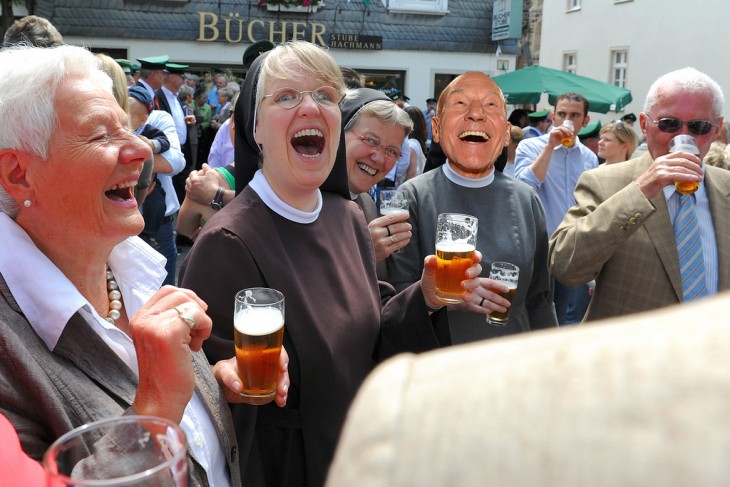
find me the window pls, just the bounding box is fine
[385,0,449,15]
[563,52,577,74]
[567,0,581,10]
[610,49,628,88]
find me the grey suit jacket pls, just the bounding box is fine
[328,291,730,487]
[0,274,241,487]
[549,152,730,321]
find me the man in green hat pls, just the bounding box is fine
[136,55,169,99]
[243,40,275,71]
[578,119,602,156]
[523,109,551,139]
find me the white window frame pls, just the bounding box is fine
[563,52,577,74]
[566,0,581,11]
[384,0,449,15]
[610,48,628,88]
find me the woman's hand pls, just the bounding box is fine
[130,286,212,423]
[420,250,484,311]
[213,347,290,407]
[367,212,411,262]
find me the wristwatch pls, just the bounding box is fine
[210,187,225,210]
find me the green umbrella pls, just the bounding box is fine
[492,65,633,114]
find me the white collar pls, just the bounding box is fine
[442,160,495,188]
[0,214,166,350]
[249,170,322,224]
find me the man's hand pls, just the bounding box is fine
[185,164,220,205]
[635,151,703,200]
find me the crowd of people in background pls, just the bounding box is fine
[3,13,730,487]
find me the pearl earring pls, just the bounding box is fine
[23,200,31,208]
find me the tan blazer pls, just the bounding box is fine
[327,291,730,487]
[549,152,730,322]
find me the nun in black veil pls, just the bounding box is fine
[180,41,483,487]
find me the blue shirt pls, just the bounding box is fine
[514,134,598,235]
[663,174,718,295]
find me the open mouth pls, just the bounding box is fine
[105,180,137,202]
[292,129,325,158]
[459,131,489,143]
[357,162,377,176]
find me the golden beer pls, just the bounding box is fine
[486,284,517,326]
[435,242,476,303]
[560,119,575,147]
[234,306,284,405]
[674,181,699,195]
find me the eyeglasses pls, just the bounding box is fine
[647,116,716,136]
[264,86,343,109]
[350,129,402,162]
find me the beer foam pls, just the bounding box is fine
[234,307,284,336]
[495,279,518,290]
[435,242,476,253]
[380,208,409,216]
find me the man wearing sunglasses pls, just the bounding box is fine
[549,67,730,322]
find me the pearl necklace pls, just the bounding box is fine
[106,267,123,325]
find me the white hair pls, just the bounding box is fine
[643,67,725,119]
[0,45,112,218]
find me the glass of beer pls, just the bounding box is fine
[560,119,575,147]
[43,415,189,486]
[486,262,519,326]
[669,134,701,195]
[184,106,196,125]
[434,213,478,304]
[379,190,409,253]
[234,288,285,405]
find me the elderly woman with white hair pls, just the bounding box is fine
[0,45,288,486]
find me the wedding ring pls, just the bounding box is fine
[389,235,395,245]
[174,305,197,332]
[386,225,392,237]
[479,297,486,308]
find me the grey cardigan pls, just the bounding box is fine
[0,274,241,487]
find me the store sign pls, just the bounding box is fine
[197,12,328,46]
[329,34,382,50]
[491,0,522,41]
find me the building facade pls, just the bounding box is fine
[539,0,730,123]
[26,0,520,110]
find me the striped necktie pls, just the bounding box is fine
[673,193,707,301]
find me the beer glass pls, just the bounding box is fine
[669,134,701,195]
[560,119,575,147]
[486,262,519,327]
[379,190,409,253]
[434,213,478,304]
[234,287,285,405]
[43,415,189,486]
[184,106,196,125]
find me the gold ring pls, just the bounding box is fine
[386,225,392,236]
[389,235,395,245]
[174,305,197,332]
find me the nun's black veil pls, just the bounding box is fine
[233,50,350,199]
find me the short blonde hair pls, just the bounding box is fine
[255,41,345,113]
[600,121,638,161]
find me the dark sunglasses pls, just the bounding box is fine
[647,116,715,136]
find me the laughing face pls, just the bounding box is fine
[345,114,407,195]
[23,76,150,246]
[254,57,342,210]
[432,72,510,177]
